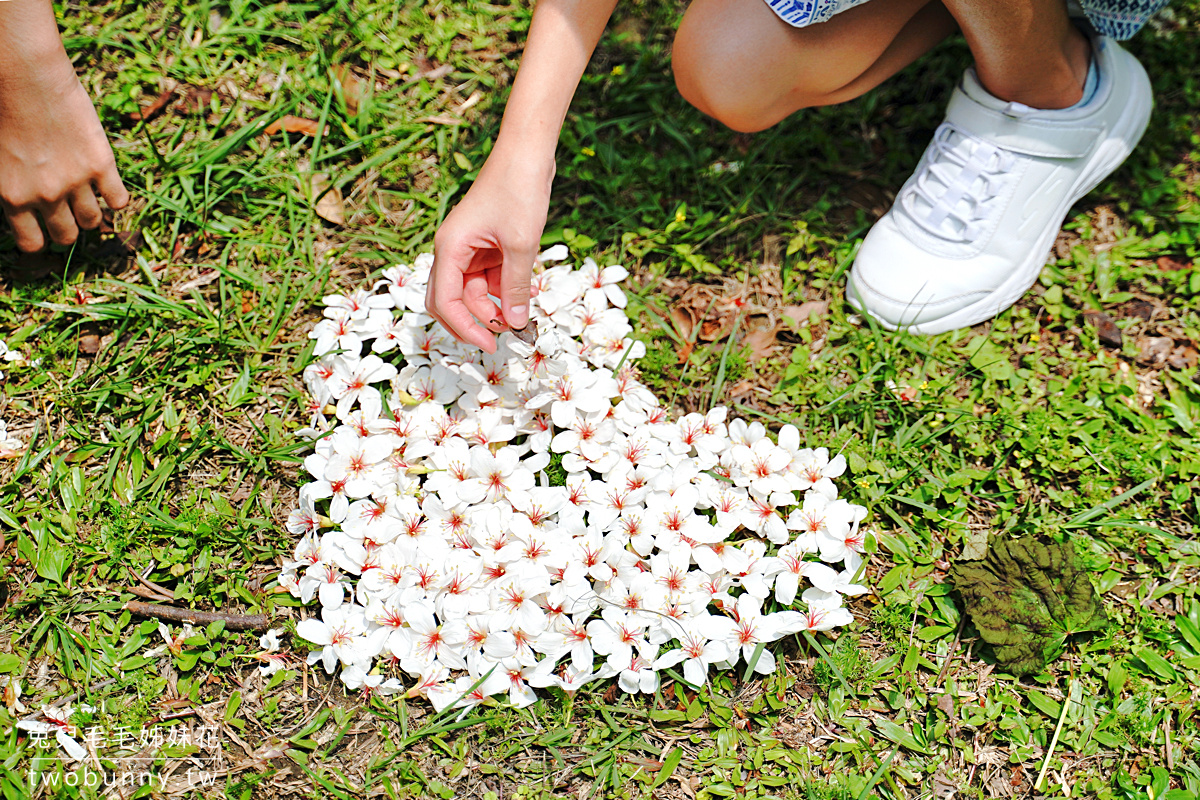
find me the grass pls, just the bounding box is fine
[0,0,1198,797]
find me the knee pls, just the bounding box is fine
[673,23,833,133]
[673,37,771,132]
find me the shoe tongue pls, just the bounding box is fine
[908,126,1002,241]
[904,71,1014,240]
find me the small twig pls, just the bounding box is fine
[1165,707,1175,771]
[124,601,269,631]
[127,565,175,601]
[1035,678,1073,791]
[45,678,118,709]
[125,585,171,602]
[146,708,200,724]
[935,617,967,686]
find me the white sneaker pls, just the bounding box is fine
[846,36,1152,334]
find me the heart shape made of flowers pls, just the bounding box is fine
[279,248,868,710]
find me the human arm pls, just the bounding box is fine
[0,0,129,253]
[427,0,620,353]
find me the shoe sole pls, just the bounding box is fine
[850,54,1154,336]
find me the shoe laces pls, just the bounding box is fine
[903,120,1019,243]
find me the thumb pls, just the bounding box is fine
[500,241,536,329]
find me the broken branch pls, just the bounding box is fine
[124,601,270,631]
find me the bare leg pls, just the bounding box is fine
[674,0,957,133]
[941,0,1090,109]
[674,0,1093,133]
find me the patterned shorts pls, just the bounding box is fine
[763,0,1170,40]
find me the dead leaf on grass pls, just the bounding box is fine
[330,64,367,116]
[179,85,214,114]
[264,115,322,136]
[697,317,736,343]
[669,306,695,341]
[1125,300,1156,321]
[416,114,461,126]
[742,320,781,361]
[1157,255,1191,272]
[311,173,345,226]
[782,300,830,327]
[411,63,453,83]
[961,526,990,560]
[1137,336,1174,367]
[175,270,221,293]
[1168,345,1199,371]
[726,380,755,399]
[457,90,483,112]
[1084,311,1122,348]
[933,769,957,799]
[129,88,176,122]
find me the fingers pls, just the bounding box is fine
[42,201,80,247]
[3,180,120,252]
[70,186,104,232]
[429,243,498,354]
[2,208,45,253]
[462,272,504,332]
[499,243,536,329]
[95,166,130,210]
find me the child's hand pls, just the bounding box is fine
[0,62,129,252]
[428,163,551,353]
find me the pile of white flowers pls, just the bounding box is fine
[0,339,25,458]
[281,248,869,711]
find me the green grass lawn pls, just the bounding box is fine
[1,0,1199,797]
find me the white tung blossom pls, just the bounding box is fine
[282,249,870,709]
[0,338,26,458]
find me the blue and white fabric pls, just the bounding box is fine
[763,0,1170,40]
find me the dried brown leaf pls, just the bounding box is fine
[742,322,781,361]
[78,334,100,356]
[457,90,483,112]
[698,319,736,343]
[311,173,345,226]
[330,64,367,116]
[129,89,175,122]
[669,306,695,341]
[175,270,221,294]
[511,324,537,347]
[1137,336,1174,367]
[1125,300,1156,320]
[416,114,461,126]
[1157,255,1191,272]
[727,380,755,399]
[782,300,830,326]
[416,64,453,82]
[1168,345,1199,371]
[1084,311,1122,348]
[180,85,214,114]
[263,115,322,136]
